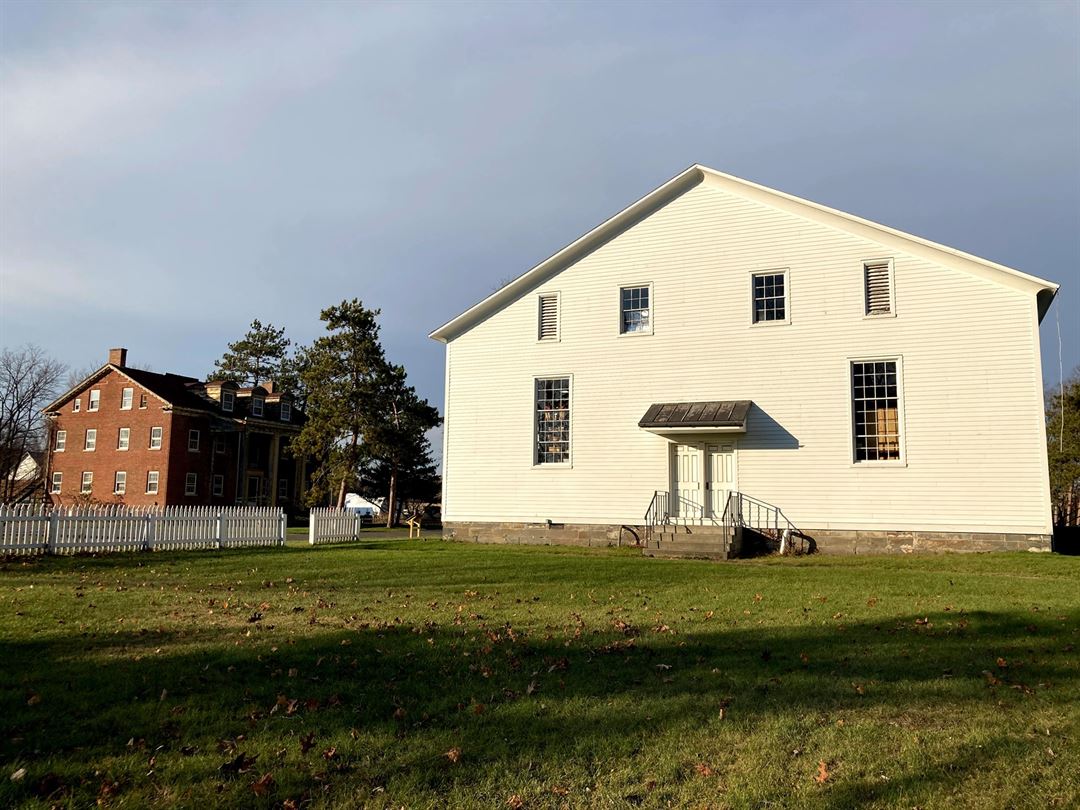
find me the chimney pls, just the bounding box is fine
[262,380,276,394]
[109,348,127,367]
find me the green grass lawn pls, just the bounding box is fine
[1,541,1077,809]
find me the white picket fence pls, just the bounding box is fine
[0,503,285,555]
[308,507,373,545]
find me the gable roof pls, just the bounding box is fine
[429,164,1059,343]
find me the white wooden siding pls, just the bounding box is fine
[442,178,1051,535]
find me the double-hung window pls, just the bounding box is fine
[84,429,96,451]
[251,397,264,417]
[139,393,148,409]
[51,472,62,494]
[80,471,93,493]
[55,430,67,452]
[751,271,789,324]
[146,471,159,495]
[188,429,200,452]
[118,427,130,451]
[212,474,225,497]
[185,472,197,496]
[221,390,235,412]
[120,387,133,410]
[114,471,127,495]
[149,426,163,450]
[280,402,292,422]
[534,377,571,465]
[619,285,651,334]
[88,390,100,411]
[851,359,903,462]
[73,398,81,413]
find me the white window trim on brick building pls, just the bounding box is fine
[114,471,127,495]
[81,471,93,493]
[150,426,163,450]
[188,429,200,452]
[88,389,100,411]
[55,430,66,452]
[118,427,130,451]
[84,429,96,451]
[185,472,198,496]
[51,472,62,493]
[121,387,133,410]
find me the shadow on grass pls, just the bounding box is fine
[1,600,1077,807]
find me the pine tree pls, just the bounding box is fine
[292,300,388,508]
[209,320,294,390]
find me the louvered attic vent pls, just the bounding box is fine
[538,293,559,340]
[864,261,893,315]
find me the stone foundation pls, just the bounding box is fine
[443,521,1054,555]
[443,521,640,548]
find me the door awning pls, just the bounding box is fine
[638,400,751,434]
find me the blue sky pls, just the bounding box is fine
[2,0,1078,420]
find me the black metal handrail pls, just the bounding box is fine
[644,490,670,546]
[723,491,803,553]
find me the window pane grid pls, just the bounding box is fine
[852,361,901,461]
[620,286,650,333]
[535,377,570,464]
[752,273,786,322]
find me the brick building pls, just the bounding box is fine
[43,348,307,509]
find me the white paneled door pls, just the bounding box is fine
[673,443,703,521]
[707,443,737,519]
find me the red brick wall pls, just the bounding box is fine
[48,369,178,506]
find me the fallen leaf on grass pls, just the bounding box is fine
[299,732,316,755]
[445,747,461,763]
[814,761,830,784]
[694,763,714,777]
[219,753,257,776]
[506,796,524,809]
[10,767,26,782]
[322,747,337,761]
[251,772,274,796]
[996,657,1008,669]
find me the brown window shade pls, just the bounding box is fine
[864,261,892,315]
[538,294,559,340]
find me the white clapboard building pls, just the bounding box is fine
[430,165,1058,556]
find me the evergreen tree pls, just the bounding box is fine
[209,320,295,391]
[292,300,388,508]
[363,364,441,526]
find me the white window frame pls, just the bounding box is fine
[617,283,654,336]
[118,427,130,451]
[188,429,200,452]
[146,470,160,495]
[251,397,264,417]
[139,393,148,409]
[749,268,791,327]
[221,390,235,413]
[73,398,81,413]
[55,430,66,452]
[848,355,907,467]
[120,387,133,410]
[114,471,127,495]
[84,428,97,451]
[536,290,561,343]
[862,258,897,319]
[280,401,292,422]
[51,472,62,494]
[149,426,163,450]
[185,472,197,496]
[80,471,93,494]
[212,474,225,497]
[87,389,100,412]
[532,374,573,468]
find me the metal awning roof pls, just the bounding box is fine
[638,400,751,433]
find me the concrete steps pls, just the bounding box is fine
[642,527,733,561]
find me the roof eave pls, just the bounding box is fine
[429,165,707,343]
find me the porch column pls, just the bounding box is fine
[268,433,281,507]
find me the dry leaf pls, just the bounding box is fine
[299,732,316,755]
[251,772,274,796]
[815,761,830,784]
[506,796,524,809]
[445,747,461,763]
[694,763,714,777]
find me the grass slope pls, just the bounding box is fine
[1,540,1078,809]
